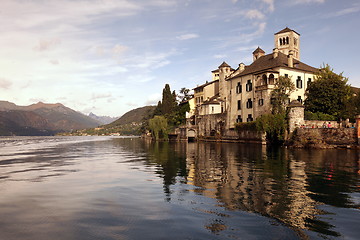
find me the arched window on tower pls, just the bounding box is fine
[269,74,275,85]
[286,36,289,44]
[262,74,267,85]
[279,38,283,46]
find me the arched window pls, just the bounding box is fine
[283,37,286,45]
[279,38,283,46]
[269,74,275,84]
[262,74,267,85]
[286,36,289,44]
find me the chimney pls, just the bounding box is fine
[288,50,294,68]
[273,48,278,58]
[239,63,245,72]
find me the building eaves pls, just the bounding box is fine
[275,27,300,36]
[193,79,219,90]
[226,52,317,80]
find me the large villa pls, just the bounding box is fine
[187,27,318,138]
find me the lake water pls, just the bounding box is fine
[0,136,359,240]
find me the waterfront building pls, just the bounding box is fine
[188,27,318,133]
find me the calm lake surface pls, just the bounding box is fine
[0,136,359,240]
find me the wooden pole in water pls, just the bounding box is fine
[356,115,360,145]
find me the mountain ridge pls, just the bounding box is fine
[0,100,101,135]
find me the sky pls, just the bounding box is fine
[1,0,359,117]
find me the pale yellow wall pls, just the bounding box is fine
[227,74,256,128]
[279,68,315,103]
[274,31,300,60]
[199,103,222,115]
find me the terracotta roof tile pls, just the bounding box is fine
[227,52,318,80]
[275,27,300,36]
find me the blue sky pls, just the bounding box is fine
[0,0,359,117]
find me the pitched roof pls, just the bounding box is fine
[218,61,231,68]
[201,94,224,105]
[253,47,265,54]
[193,79,219,90]
[227,52,318,80]
[275,27,300,36]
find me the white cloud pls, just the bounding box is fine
[326,4,360,17]
[0,78,12,89]
[90,93,113,101]
[293,0,326,4]
[213,54,227,59]
[176,33,199,40]
[261,0,275,12]
[49,59,60,65]
[244,9,265,20]
[145,93,162,105]
[236,45,259,52]
[113,44,128,56]
[239,22,267,43]
[33,38,61,52]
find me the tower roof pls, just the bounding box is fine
[275,27,300,36]
[218,61,231,68]
[253,47,265,54]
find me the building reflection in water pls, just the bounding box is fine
[185,142,359,237]
[114,138,359,238]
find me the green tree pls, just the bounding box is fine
[160,84,177,115]
[305,64,351,119]
[148,115,168,140]
[256,114,287,144]
[178,87,191,102]
[271,75,296,114]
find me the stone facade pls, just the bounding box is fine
[290,128,357,148]
[187,27,318,140]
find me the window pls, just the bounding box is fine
[307,78,312,86]
[236,115,242,123]
[246,80,252,92]
[284,74,289,78]
[246,99,253,109]
[262,74,267,85]
[211,106,214,113]
[297,96,302,104]
[259,99,264,106]
[237,100,241,110]
[268,74,275,84]
[247,114,253,122]
[296,76,302,88]
[236,82,242,94]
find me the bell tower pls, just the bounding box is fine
[274,27,300,60]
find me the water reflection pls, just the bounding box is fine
[117,138,359,239]
[0,137,359,239]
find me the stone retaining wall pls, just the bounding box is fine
[290,128,357,148]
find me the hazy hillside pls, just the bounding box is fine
[88,112,118,125]
[0,110,56,136]
[107,106,156,127]
[0,101,102,135]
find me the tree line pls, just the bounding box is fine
[147,84,190,140]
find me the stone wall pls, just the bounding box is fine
[303,120,340,128]
[290,128,357,148]
[196,113,265,143]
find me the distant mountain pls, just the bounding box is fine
[88,112,118,125]
[0,110,56,136]
[107,106,156,127]
[0,101,102,135]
